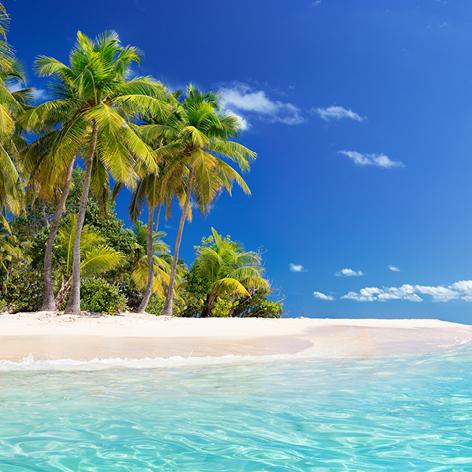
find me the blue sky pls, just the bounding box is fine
[8,0,472,322]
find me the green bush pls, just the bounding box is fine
[212,297,233,317]
[80,277,127,315]
[146,294,165,315]
[0,298,7,313]
[2,265,43,312]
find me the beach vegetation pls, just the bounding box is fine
[80,277,127,315]
[0,4,282,317]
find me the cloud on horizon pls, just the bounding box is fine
[219,83,304,129]
[336,268,364,277]
[342,280,472,303]
[315,105,364,122]
[339,150,404,169]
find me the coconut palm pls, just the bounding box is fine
[127,134,189,311]
[0,3,30,217]
[128,174,166,312]
[129,221,171,304]
[22,30,169,313]
[159,85,256,316]
[55,214,124,306]
[192,228,269,317]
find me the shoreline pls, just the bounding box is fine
[0,312,471,362]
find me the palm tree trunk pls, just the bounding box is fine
[201,293,214,318]
[136,204,157,313]
[41,157,75,311]
[162,169,194,316]
[65,122,98,314]
[154,204,161,232]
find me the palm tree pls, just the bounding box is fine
[124,106,190,313]
[192,228,269,317]
[22,31,169,313]
[129,221,171,303]
[160,85,256,316]
[0,2,30,217]
[55,215,124,306]
[128,174,166,312]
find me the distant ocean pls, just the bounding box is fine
[1,346,471,470]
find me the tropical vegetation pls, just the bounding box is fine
[0,3,282,318]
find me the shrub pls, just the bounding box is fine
[80,277,127,315]
[2,265,43,312]
[212,297,233,317]
[0,298,7,313]
[146,295,165,315]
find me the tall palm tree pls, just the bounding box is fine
[124,105,190,313]
[192,228,269,317]
[129,221,171,303]
[0,2,30,218]
[129,173,166,312]
[21,131,77,311]
[22,31,169,313]
[160,85,256,316]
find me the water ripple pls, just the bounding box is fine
[0,346,471,470]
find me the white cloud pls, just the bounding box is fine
[289,263,305,273]
[388,265,401,272]
[315,105,364,122]
[338,150,404,169]
[342,279,472,303]
[336,268,364,277]
[219,83,303,128]
[415,285,458,302]
[313,291,334,301]
[8,82,47,102]
[343,284,422,302]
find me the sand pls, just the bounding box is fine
[0,312,470,361]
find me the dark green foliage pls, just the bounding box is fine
[80,278,127,315]
[1,264,43,312]
[0,298,7,312]
[146,295,165,315]
[115,277,142,311]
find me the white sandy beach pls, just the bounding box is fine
[0,312,470,361]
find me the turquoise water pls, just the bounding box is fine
[0,347,471,471]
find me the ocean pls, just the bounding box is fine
[0,346,471,470]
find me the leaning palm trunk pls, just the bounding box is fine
[136,204,158,313]
[65,123,98,314]
[41,157,75,311]
[162,169,194,316]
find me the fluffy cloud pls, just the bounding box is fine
[342,279,472,303]
[388,265,401,272]
[338,150,404,169]
[289,263,305,273]
[336,268,364,277]
[219,83,303,128]
[8,82,47,102]
[313,291,334,301]
[343,284,422,302]
[315,105,364,122]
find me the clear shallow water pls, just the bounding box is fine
[0,347,471,471]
